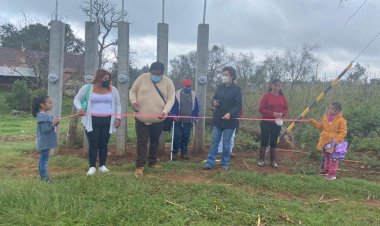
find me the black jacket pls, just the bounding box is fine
[212,83,242,129]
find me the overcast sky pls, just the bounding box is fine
[1,0,379,79]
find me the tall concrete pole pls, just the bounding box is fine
[193,0,209,155]
[157,0,169,156]
[83,21,99,155]
[116,2,129,155]
[47,20,65,155]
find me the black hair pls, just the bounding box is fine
[32,96,49,117]
[149,61,165,74]
[222,66,237,81]
[268,79,284,96]
[331,102,342,112]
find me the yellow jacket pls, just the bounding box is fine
[310,112,347,152]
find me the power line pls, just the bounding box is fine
[344,0,368,27]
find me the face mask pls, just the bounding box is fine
[101,80,110,88]
[275,118,283,126]
[183,87,192,94]
[151,74,162,83]
[221,75,229,84]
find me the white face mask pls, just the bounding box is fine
[275,118,283,126]
[221,75,229,84]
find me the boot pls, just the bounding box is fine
[270,147,278,168]
[258,147,266,167]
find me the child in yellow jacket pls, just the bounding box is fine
[310,102,347,180]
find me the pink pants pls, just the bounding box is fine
[323,153,339,176]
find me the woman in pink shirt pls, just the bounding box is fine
[258,79,288,168]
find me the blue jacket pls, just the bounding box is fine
[170,89,199,122]
[36,112,57,150]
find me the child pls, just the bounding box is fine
[32,96,60,182]
[310,102,347,180]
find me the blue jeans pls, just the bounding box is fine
[173,122,193,155]
[217,129,236,154]
[39,149,50,180]
[204,126,235,169]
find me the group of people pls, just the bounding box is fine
[32,61,347,182]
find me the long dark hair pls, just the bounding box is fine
[268,79,284,96]
[32,96,49,117]
[91,69,112,89]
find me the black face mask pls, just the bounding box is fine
[101,80,110,88]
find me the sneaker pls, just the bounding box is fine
[258,160,265,167]
[181,153,189,160]
[221,166,230,172]
[135,167,144,177]
[99,165,110,173]
[202,165,213,170]
[270,161,279,168]
[230,152,236,158]
[325,175,336,181]
[319,170,329,176]
[149,163,162,169]
[87,167,96,176]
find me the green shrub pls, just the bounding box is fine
[5,80,32,111]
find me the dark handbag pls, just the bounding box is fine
[152,82,173,132]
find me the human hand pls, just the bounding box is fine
[158,111,167,119]
[222,113,231,120]
[213,99,220,107]
[79,108,85,116]
[273,112,283,118]
[309,118,317,124]
[115,118,121,128]
[174,115,179,121]
[53,118,60,126]
[132,102,139,112]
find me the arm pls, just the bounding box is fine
[129,76,141,105]
[162,80,176,114]
[336,118,347,143]
[73,85,89,110]
[310,117,323,129]
[228,87,242,118]
[258,93,273,116]
[113,87,122,119]
[170,97,179,116]
[194,96,200,117]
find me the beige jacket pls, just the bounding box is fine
[129,73,175,124]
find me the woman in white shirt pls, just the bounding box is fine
[74,69,121,176]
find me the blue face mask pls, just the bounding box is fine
[151,74,162,83]
[183,87,192,94]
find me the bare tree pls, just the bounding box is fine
[208,45,234,88]
[283,44,319,84]
[169,51,197,87]
[80,0,126,68]
[235,52,255,93]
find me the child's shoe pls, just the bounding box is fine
[99,165,110,173]
[319,170,329,176]
[87,167,96,176]
[325,175,336,180]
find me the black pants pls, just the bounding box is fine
[260,121,282,148]
[135,118,164,167]
[86,116,111,167]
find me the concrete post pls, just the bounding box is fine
[157,22,169,156]
[47,20,65,154]
[116,21,129,155]
[193,24,209,155]
[83,21,99,155]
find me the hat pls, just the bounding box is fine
[182,79,192,86]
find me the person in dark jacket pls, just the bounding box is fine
[170,79,199,160]
[203,66,242,171]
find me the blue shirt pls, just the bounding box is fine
[36,112,57,150]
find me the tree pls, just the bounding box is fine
[80,0,126,68]
[283,44,319,84]
[169,51,196,87]
[0,22,84,54]
[235,52,256,93]
[347,62,366,81]
[208,45,234,88]
[260,51,287,81]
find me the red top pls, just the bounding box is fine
[259,92,288,119]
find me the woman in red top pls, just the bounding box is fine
[258,79,288,168]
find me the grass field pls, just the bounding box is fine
[1,91,380,225]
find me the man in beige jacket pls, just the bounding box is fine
[129,61,175,177]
